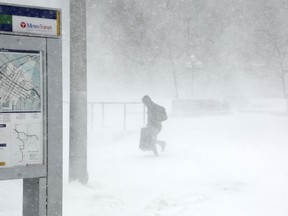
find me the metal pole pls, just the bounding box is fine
[23,178,46,216]
[102,103,105,128]
[191,64,194,96]
[69,0,88,184]
[47,38,63,216]
[91,103,94,130]
[143,104,146,127]
[185,17,192,55]
[123,103,127,130]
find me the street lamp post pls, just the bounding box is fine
[185,55,202,97]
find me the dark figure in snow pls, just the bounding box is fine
[140,95,167,156]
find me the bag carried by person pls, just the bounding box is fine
[139,127,154,151]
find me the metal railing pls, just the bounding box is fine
[88,102,146,130]
[64,102,146,130]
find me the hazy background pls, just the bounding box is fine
[4,0,288,103]
[1,1,288,216]
[86,0,288,102]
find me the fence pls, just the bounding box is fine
[64,102,146,130]
[88,102,146,130]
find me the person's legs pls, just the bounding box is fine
[152,145,159,157]
[157,140,166,152]
[149,127,159,157]
[154,126,166,152]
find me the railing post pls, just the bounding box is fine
[143,104,146,127]
[102,103,105,128]
[91,103,94,130]
[123,103,127,130]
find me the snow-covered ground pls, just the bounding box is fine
[64,112,288,216]
[1,112,288,216]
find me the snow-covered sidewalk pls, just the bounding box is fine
[1,113,288,215]
[64,113,288,216]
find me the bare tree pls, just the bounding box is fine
[254,3,288,100]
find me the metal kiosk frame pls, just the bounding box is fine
[0,4,62,216]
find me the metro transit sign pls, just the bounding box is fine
[0,4,61,37]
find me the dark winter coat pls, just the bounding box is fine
[146,101,165,130]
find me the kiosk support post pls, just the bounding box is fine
[23,178,47,216]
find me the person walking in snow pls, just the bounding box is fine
[140,95,167,157]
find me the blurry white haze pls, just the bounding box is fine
[1,0,288,216]
[87,0,288,101]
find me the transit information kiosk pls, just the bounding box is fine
[0,3,62,216]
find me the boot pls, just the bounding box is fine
[160,141,166,152]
